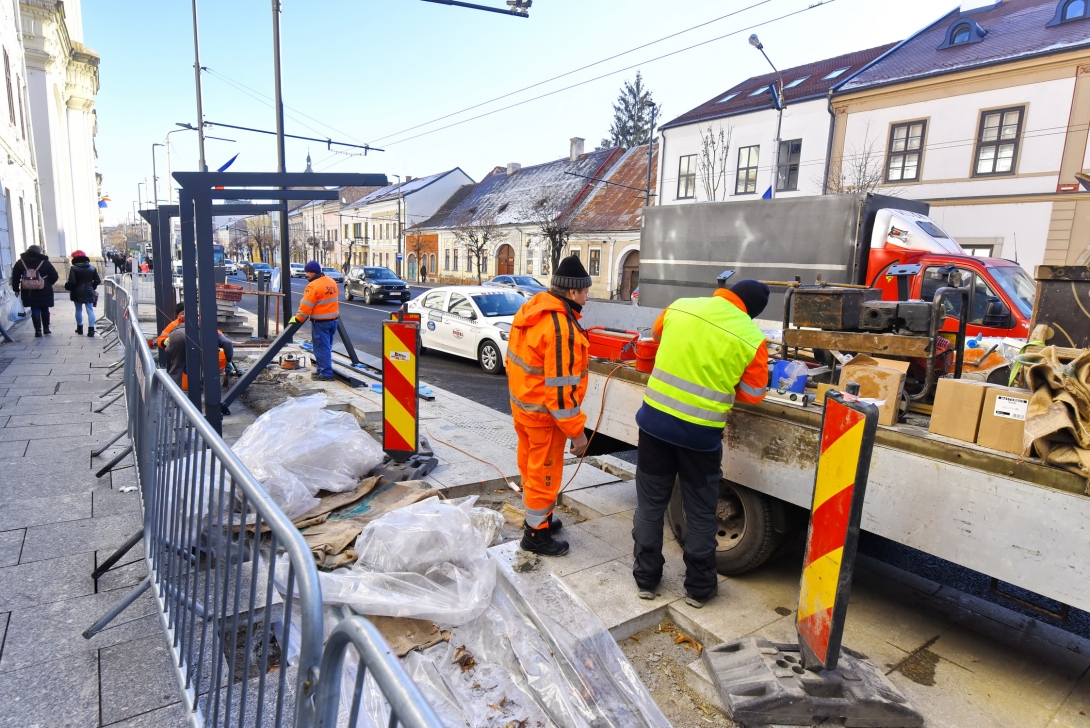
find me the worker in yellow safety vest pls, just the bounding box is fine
[632,279,770,609]
[289,261,340,381]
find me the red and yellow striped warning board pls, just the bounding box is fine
[382,320,419,459]
[796,392,878,671]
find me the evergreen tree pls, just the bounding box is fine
[599,72,661,150]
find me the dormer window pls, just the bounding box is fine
[938,18,987,48]
[1048,0,1090,25]
[748,87,768,98]
[784,76,810,89]
[717,92,739,104]
[823,67,850,80]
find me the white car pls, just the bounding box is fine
[406,286,526,374]
[290,262,306,278]
[223,258,237,275]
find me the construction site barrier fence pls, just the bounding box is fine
[98,276,442,728]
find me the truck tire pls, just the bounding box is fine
[666,479,783,576]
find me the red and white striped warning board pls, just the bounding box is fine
[796,391,878,671]
[382,320,419,460]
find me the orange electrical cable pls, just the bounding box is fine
[423,422,521,493]
[561,363,628,493]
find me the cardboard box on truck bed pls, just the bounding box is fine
[838,355,906,427]
[929,379,990,442]
[977,385,1032,455]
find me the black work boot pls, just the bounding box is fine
[548,514,563,534]
[87,327,95,337]
[41,310,51,335]
[520,523,569,556]
[75,324,83,335]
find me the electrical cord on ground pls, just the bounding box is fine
[424,422,521,492]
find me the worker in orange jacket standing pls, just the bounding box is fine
[289,261,340,381]
[506,256,592,556]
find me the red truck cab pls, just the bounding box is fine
[864,209,1034,338]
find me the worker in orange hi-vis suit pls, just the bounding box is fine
[289,261,340,381]
[506,256,592,556]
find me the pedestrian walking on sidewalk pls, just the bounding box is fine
[65,249,101,336]
[631,279,770,609]
[506,255,592,557]
[420,265,427,284]
[11,245,59,338]
[289,260,339,381]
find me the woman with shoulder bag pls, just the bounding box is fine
[65,249,101,336]
[11,245,59,337]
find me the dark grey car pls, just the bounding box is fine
[484,275,546,299]
[344,266,410,304]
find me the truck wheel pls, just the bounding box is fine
[666,479,783,576]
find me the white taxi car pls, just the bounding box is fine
[406,286,527,374]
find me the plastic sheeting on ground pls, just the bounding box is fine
[232,394,384,519]
[276,497,670,728]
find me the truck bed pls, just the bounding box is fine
[584,361,1090,614]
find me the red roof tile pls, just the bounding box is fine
[571,144,658,232]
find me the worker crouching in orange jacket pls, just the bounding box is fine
[506,256,592,556]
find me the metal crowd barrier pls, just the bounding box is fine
[91,275,442,728]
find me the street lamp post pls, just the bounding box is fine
[749,34,786,201]
[151,143,164,207]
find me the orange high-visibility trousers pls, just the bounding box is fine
[515,421,568,529]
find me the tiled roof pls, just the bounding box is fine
[411,148,623,230]
[659,44,897,130]
[840,0,1090,91]
[570,143,658,232]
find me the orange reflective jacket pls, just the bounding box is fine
[297,275,339,321]
[157,316,182,349]
[506,292,589,439]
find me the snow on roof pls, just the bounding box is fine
[342,169,469,210]
[840,0,1090,91]
[412,148,623,230]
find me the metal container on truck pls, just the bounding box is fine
[638,194,1033,338]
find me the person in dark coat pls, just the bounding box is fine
[113,252,124,274]
[11,245,59,337]
[65,249,101,337]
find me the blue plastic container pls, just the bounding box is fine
[771,360,808,394]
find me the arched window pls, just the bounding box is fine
[951,24,971,44]
[939,18,987,49]
[1049,0,1089,25]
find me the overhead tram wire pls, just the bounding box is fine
[345,0,841,153]
[363,0,777,146]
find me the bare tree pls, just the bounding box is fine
[825,121,891,196]
[526,193,581,279]
[245,216,278,264]
[408,234,430,281]
[697,124,733,202]
[452,209,507,284]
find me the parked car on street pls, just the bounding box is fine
[405,286,526,374]
[322,266,345,284]
[344,266,410,304]
[484,274,547,298]
[241,261,275,281]
[223,259,237,275]
[290,262,306,278]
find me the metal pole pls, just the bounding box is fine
[272,0,293,326]
[772,105,783,200]
[190,0,207,172]
[645,105,656,208]
[151,144,163,207]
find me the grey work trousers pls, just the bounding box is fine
[632,428,722,601]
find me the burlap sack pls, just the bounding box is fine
[1023,347,1090,488]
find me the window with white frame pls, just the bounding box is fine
[776,140,802,191]
[886,121,926,182]
[589,248,601,277]
[974,107,1024,177]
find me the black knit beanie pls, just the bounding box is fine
[729,279,770,319]
[552,255,592,290]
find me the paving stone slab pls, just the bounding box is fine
[95,550,146,593]
[0,399,93,414]
[100,634,183,725]
[8,374,91,386]
[0,530,23,567]
[0,552,95,611]
[562,480,639,518]
[104,703,188,728]
[0,652,100,728]
[20,511,142,563]
[0,587,161,673]
[4,410,107,427]
[25,434,102,458]
[0,441,27,458]
[57,379,114,394]
[561,557,678,641]
[0,491,92,530]
[0,421,92,443]
[93,487,142,518]
[560,462,621,491]
[547,522,625,577]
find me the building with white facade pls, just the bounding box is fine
[832,0,1090,270]
[20,0,100,266]
[656,45,894,206]
[340,168,474,280]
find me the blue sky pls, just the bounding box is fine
[86,0,959,226]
